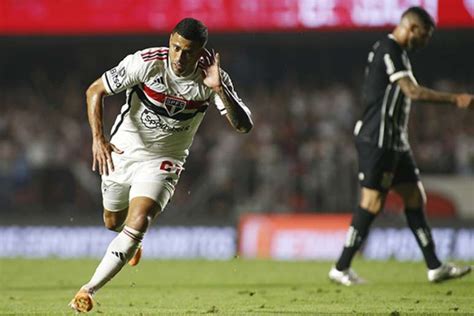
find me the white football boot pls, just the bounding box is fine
[428,263,471,283]
[328,266,366,286]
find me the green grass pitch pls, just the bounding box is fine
[0,259,473,315]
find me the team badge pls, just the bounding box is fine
[163,96,186,116]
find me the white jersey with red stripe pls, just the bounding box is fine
[101,47,242,162]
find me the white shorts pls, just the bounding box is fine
[101,154,183,212]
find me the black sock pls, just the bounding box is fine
[405,207,442,270]
[335,207,376,271]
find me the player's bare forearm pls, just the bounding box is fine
[398,77,473,108]
[86,78,124,175]
[202,51,252,132]
[216,85,253,133]
[86,78,108,141]
[412,86,455,103]
[397,76,469,106]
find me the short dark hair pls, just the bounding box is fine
[402,6,436,29]
[172,18,208,47]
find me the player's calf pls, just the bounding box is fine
[78,226,144,295]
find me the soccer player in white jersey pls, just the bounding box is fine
[69,18,253,313]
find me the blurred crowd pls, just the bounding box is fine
[1,36,473,224]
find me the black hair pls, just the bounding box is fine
[172,18,208,47]
[402,6,436,29]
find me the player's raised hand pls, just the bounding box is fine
[92,137,123,175]
[455,93,473,109]
[201,49,222,92]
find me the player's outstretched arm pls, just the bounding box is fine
[397,76,473,108]
[202,50,253,133]
[86,78,123,175]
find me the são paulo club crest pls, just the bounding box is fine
[163,96,187,116]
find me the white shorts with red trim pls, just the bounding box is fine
[101,153,183,212]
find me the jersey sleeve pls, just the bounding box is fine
[211,70,250,117]
[101,50,154,95]
[383,42,412,83]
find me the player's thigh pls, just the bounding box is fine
[391,150,420,186]
[356,141,399,192]
[359,187,386,214]
[102,178,131,208]
[126,180,175,231]
[129,180,175,215]
[130,158,181,210]
[356,142,397,212]
[101,153,133,214]
[391,151,425,208]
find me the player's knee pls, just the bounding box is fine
[103,217,123,232]
[405,190,426,209]
[127,197,162,232]
[364,202,383,214]
[103,210,127,232]
[104,219,122,232]
[360,191,386,214]
[395,182,427,209]
[126,213,152,233]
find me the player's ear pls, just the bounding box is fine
[410,23,420,34]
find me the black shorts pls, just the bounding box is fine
[356,141,420,192]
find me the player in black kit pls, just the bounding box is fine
[329,6,473,285]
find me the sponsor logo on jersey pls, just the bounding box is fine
[110,67,126,89]
[163,96,186,116]
[140,110,191,132]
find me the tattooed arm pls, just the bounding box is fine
[202,50,253,133]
